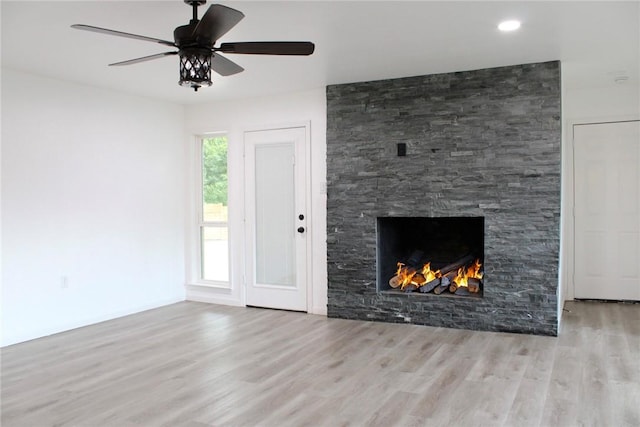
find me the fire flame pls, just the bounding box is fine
[421,262,442,282]
[393,259,483,291]
[452,259,483,288]
[395,262,416,289]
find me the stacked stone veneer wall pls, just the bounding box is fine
[326,61,561,336]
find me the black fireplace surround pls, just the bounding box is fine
[326,61,561,336]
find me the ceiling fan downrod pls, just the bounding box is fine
[185,0,206,23]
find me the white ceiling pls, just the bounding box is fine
[2,1,638,106]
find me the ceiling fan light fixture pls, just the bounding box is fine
[179,48,213,91]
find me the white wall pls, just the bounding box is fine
[565,84,640,121]
[560,82,640,310]
[183,89,328,315]
[1,69,187,346]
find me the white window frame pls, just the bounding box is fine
[196,133,231,289]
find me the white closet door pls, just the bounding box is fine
[574,121,640,300]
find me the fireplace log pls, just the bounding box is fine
[443,273,457,293]
[434,283,450,295]
[438,254,476,276]
[389,275,403,288]
[406,250,425,267]
[404,283,419,292]
[419,277,441,293]
[468,278,481,293]
[412,273,427,286]
[443,269,458,281]
[455,286,471,296]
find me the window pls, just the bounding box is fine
[199,135,229,286]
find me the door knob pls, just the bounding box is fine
[297,227,305,233]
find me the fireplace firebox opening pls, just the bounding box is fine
[377,217,485,297]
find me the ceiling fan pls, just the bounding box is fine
[71,0,315,91]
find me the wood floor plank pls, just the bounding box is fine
[1,300,639,427]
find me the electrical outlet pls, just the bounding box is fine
[61,276,69,289]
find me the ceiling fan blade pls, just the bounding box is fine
[217,42,315,56]
[211,54,244,76]
[71,24,176,47]
[109,51,178,66]
[192,4,245,45]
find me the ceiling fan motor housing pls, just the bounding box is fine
[173,23,198,47]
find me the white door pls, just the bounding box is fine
[244,127,308,311]
[574,120,640,300]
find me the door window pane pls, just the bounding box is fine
[255,143,295,286]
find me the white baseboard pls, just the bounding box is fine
[186,287,243,307]
[186,286,327,316]
[312,305,327,316]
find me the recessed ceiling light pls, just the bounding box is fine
[498,20,521,32]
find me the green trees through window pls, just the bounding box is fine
[202,135,228,206]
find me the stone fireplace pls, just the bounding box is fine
[326,61,561,336]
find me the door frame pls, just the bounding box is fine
[241,122,313,312]
[565,116,640,301]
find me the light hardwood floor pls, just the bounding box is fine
[1,301,638,427]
